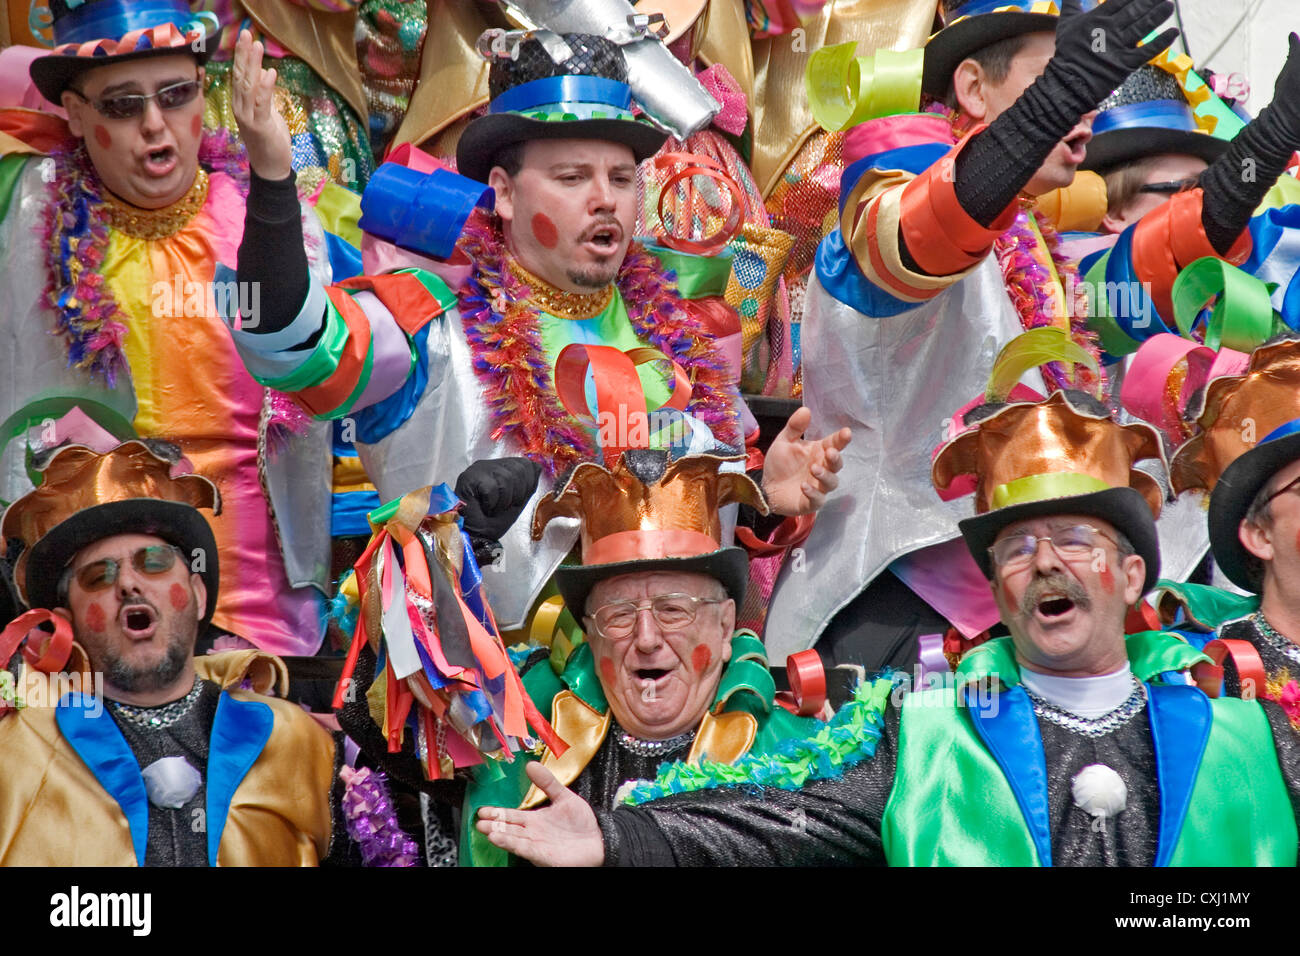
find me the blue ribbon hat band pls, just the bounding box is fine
[490,75,635,116]
[53,0,196,45]
[1093,99,1203,136]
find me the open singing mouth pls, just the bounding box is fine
[120,603,159,637]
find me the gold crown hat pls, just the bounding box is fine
[1170,338,1300,592]
[933,390,1166,590]
[922,0,1083,99]
[532,448,767,616]
[1,441,221,627]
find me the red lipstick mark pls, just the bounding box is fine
[169,583,189,611]
[1099,565,1115,594]
[530,213,558,249]
[691,645,712,673]
[85,602,106,633]
[92,125,112,149]
[191,114,203,138]
[599,655,616,686]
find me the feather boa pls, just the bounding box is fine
[42,131,308,437]
[622,676,893,805]
[994,208,1105,395]
[456,211,739,477]
[43,131,253,386]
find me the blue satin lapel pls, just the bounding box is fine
[56,694,149,866]
[1146,684,1212,867]
[205,693,273,867]
[966,686,1052,866]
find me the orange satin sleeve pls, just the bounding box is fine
[899,127,1019,277]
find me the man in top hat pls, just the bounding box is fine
[0,440,340,865]
[226,28,848,637]
[336,448,821,866]
[0,0,340,659]
[761,0,1283,675]
[1166,336,1300,726]
[477,392,1300,866]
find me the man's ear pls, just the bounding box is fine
[61,90,85,137]
[951,60,989,122]
[1120,553,1145,606]
[190,573,207,617]
[1101,206,1137,235]
[488,166,514,226]
[1239,517,1275,563]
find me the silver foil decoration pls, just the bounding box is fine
[498,0,720,140]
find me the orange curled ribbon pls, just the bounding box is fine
[652,152,745,257]
[554,343,692,468]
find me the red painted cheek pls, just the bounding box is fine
[169,583,190,611]
[691,645,713,674]
[1099,565,1115,594]
[84,602,106,633]
[530,213,559,249]
[190,114,203,138]
[599,655,616,686]
[999,578,1015,608]
[92,125,112,149]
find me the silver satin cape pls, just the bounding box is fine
[763,263,1207,662]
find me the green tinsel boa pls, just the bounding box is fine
[622,675,894,805]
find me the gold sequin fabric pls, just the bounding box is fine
[100,169,210,240]
[507,257,614,320]
[356,0,429,162]
[204,58,373,191]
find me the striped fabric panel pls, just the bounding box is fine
[291,286,377,418]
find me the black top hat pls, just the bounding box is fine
[0,441,221,631]
[1081,65,1230,172]
[456,32,669,182]
[29,0,215,105]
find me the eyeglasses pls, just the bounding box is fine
[1137,177,1200,196]
[1261,474,1300,508]
[988,525,1117,571]
[70,545,184,592]
[68,78,202,120]
[589,593,725,640]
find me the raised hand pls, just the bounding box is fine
[455,457,543,542]
[761,407,851,516]
[231,28,291,180]
[476,763,605,867]
[1052,0,1179,107]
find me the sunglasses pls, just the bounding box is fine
[69,77,202,121]
[71,544,184,593]
[1137,177,1200,196]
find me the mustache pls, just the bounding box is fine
[1019,572,1090,616]
[580,217,623,241]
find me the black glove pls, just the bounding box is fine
[1200,32,1300,254]
[953,0,1177,227]
[455,457,543,543]
[1048,0,1179,111]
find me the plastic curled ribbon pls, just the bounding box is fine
[1170,256,1276,353]
[1119,333,1248,438]
[554,343,693,468]
[1192,638,1267,700]
[28,5,55,46]
[651,152,745,257]
[784,649,826,718]
[0,609,74,677]
[983,326,1099,404]
[805,43,923,133]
